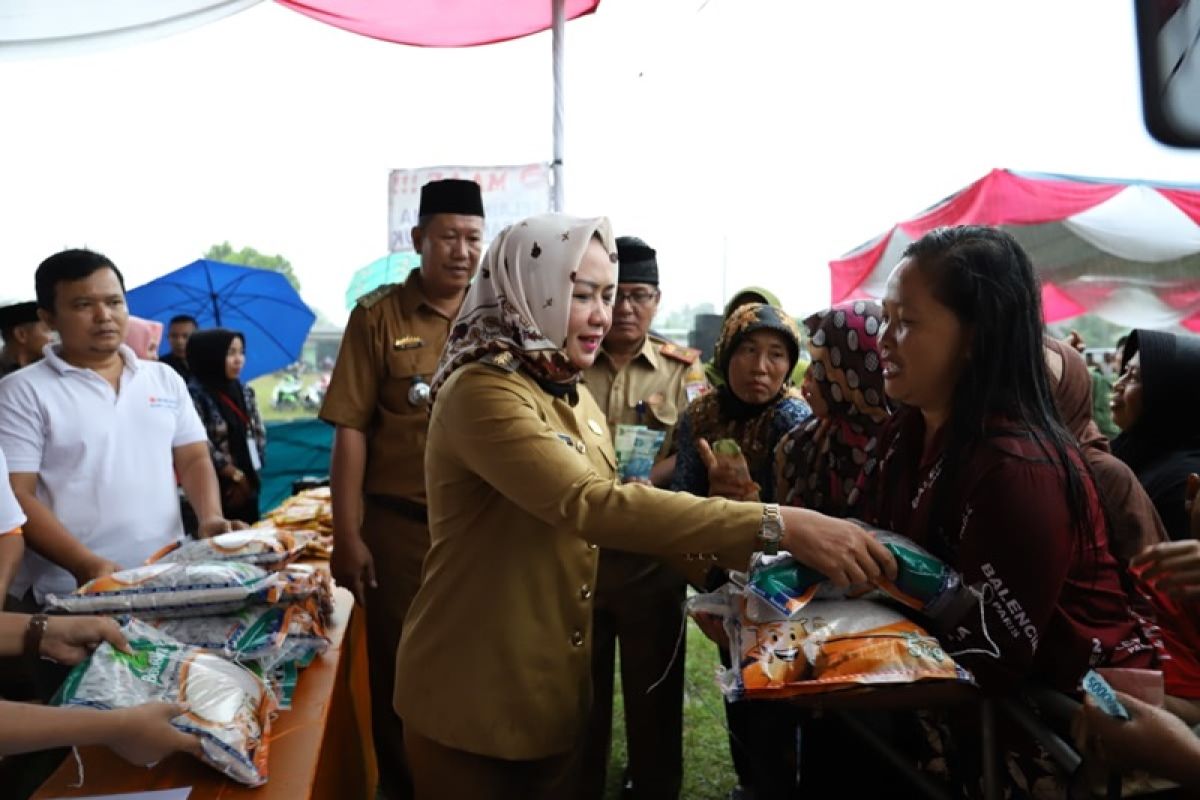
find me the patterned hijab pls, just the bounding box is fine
[776,300,888,516]
[713,302,802,388]
[431,213,618,398]
[686,303,805,494]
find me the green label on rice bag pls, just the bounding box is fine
[235,607,285,655]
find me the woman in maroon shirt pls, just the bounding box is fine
[871,225,1157,694]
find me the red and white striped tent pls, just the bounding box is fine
[829,169,1200,333]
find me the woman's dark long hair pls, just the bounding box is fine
[903,226,1099,554]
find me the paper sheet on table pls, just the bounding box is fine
[48,789,191,800]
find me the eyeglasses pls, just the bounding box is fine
[614,289,660,307]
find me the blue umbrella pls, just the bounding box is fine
[127,259,316,382]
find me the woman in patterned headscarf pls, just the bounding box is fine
[775,300,888,518]
[670,302,812,800]
[672,302,811,503]
[395,215,893,799]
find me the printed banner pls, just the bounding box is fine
[388,164,552,252]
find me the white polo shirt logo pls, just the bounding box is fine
[148,395,180,410]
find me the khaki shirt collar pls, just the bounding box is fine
[401,269,453,322]
[597,336,658,372]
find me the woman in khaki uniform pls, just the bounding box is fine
[393,213,897,799]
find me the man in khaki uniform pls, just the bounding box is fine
[319,179,484,800]
[579,236,707,800]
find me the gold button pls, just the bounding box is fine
[580,584,592,600]
[588,543,598,551]
[570,630,585,647]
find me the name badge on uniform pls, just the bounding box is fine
[247,434,262,471]
[393,336,425,351]
[587,419,604,437]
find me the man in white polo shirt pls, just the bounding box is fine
[0,448,25,601]
[0,249,240,608]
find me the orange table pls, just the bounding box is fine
[34,587,376,800]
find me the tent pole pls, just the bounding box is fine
[552,0,565,212]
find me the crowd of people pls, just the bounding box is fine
[1,176,1199,800]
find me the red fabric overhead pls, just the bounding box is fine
[831,169,1135,304]
[275,0,601,47]
[897,169,1122,235]
[830,229,893,304]
[1040,282,1089,323]
[1158,187,1200,224]
[828,169,1200,331]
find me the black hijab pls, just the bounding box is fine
[186,328,255,476]
[1111,329,1200,539]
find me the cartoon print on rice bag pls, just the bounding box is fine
[742,619,818,688]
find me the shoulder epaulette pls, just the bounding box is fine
[356,283,398,309]
[657,341,701,365]
[480,351,519,373]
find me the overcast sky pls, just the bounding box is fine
[2,0,1199,326]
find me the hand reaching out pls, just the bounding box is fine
[697,438,760,501]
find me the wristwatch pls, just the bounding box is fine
[758,504,784,555]
[24,613,48,665]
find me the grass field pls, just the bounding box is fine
[603,622,736,799]
[249,373,322,423]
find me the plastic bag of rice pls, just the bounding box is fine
[54,618,276,786]
[44,562,276,617]
[148,605,290,662]
[148,528,314,569]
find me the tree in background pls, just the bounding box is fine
[204,242,301,291]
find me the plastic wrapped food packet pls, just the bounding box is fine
[258,598,331,673]
[148,528,315,569]
[44,562,276,617]
[248,661,300,710]
[54,618,275,786]
[745,552,832,618]
[151,598,329,673]
[148,605,291,663]
[274,564,335,622]
[260,487,333,534]
[689,588,972,701]
[861,526,979,628]
[746,525,978,632]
